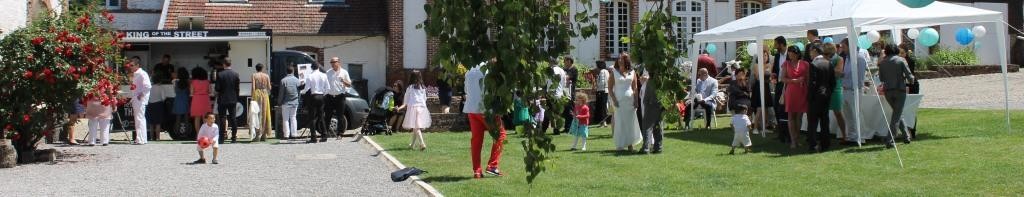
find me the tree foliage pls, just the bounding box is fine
[629,1,687,107]
[0,4,126,156]
[423,0,598,184]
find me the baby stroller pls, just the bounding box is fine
[361,87,399,136]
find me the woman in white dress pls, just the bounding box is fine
[607,53,642,151]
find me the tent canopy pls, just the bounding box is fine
[693,0,1004,42]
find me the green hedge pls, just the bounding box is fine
[922,47,978,67]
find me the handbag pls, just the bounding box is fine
[390,167,427,182]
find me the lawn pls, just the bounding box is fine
[370,108,1024,196]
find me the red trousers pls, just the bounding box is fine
[468,113,506,173]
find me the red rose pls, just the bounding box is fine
[22,70,33,79]
[12,133,20,141]
[122,43,131,49]
[116,32,126,39]
[26,54,34,62]
[130,84,136,91]
[46,76,56,84]
[55,46,63,53]
[4,124,11,131]
[31,37,45,45]
[102,10,114,22]
[42,67,53,77]
[21,114,30,124]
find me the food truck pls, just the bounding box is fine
[113,29,272,140]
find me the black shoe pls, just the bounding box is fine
[231,138,237,143]
[211,160,219,164]
[319,138,328,142]
[885,142,895,149]
[307,139,318,143]
[652,149,663,154]
[101,144,109,146]
[902,138,911,144]
[192,159,206,164]
[729,149,735,155]
[637,150,650,154]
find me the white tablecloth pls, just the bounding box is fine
[802,94,923,140]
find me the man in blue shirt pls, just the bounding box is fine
[840,38,869,145]
[278,66,301,140]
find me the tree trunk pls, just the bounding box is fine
[0,139,16,168]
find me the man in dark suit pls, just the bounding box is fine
[805,43,836,152]
[638,70,664,154]
[561,57,579,133]
[772,36,790,143]
[215,58,241,143]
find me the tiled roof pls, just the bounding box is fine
[163,0,386,35]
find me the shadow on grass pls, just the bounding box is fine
[420,175,473,183]
[665,127,957,157]
[573,149,651,157]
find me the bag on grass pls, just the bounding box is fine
[391,167,427,182]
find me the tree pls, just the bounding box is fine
[0,4,126,162]
[629,0,687,108]
[422,0,598,184]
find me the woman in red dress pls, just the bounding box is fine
[190,68,212,133]
[782,45,809,149]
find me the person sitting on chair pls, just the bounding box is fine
[683,68,718,130]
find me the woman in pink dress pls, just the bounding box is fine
[782,45,809,149]
[190,68,212,133]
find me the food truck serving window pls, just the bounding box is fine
[120,30,271,42]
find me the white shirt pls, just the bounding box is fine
[197,123,220,140]
[549,66,569,98]
[132,68,152,104]
[463,64,485,114]
[325,67,351,96]
[301,70,329,95]
[404,85,428,107]
[731,114,751,134]
[694,76,718,103]
[596,69,610,92]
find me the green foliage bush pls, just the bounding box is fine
[922,47,978,67]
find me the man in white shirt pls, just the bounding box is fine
[464,59,507,178]
[302,65,330,143]
[325,57,352,139]
[128,57,152,145]
[683,68,718,130]
[541,63,570,135]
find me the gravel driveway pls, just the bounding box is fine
[0,138,426,196]
[919,72,1024,109]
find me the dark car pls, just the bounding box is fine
[271,50,369,137]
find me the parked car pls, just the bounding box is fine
[271,50,369,137]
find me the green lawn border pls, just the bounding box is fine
[359,135,444,197]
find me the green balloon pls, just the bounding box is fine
[794,42,805,52]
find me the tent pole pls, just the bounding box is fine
[689,41,701,130]
[847,23,863,147]
[996,22,1012,133]
[756,37,767,138]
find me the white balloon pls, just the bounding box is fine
[867,30,881,42]
[746,42,758,56]
[907,28,920,39]
[973,25,987,38]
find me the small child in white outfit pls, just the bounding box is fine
[730,105,752,155]
[194,113,221,164]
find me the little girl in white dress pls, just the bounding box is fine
[397,71,431,151]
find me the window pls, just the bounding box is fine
[605,1,630,57]
[740,1,763,18]
[347,64,364,81]
[673,0,703,52]
[309,0,344,4]
[104,0,119,10]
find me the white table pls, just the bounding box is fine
[801,94,923,140]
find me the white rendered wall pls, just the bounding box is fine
[403,0,427,69]
[111,13,161,30]
[937,3,1009,65]
[0,0,28,38]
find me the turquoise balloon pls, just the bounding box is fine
[706,43,717,54]
[918,28,940,47]
[857,35,872,50]
[794,42,804,52]
[899,0,934,8]
[823,37,834,44]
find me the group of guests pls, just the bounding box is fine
[714,29,918,154]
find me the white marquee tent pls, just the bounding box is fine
[688,0,1012,148]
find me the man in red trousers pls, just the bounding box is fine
[464,59,506,179]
